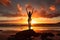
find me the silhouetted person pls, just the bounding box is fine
[26,8,34,30]
[28,11,32,30]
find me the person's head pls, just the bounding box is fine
[29,11,31,14]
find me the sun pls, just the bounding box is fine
[31,19,37,24]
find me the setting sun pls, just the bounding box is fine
[31,19,37,24]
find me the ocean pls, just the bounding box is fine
[0,26,60,40]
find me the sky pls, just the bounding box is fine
[0,0,60,24]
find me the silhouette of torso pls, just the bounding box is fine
[28,12,32,19]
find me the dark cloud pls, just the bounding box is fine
[44,13,60,18]
[0,13,22,17]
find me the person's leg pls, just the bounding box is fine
[28,18,31,30]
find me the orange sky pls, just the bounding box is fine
[0,17,60,24]
[0,0,60,24]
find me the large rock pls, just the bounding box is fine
[8,29,37,40]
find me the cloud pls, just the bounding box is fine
[0,11,19,17]
[0,0,15,10]
[55,0,60,4]
[16,3,23,16]
[0,0,12,7]
[0,0,59,18]
[17,3,22,12]
[32,5,60,18]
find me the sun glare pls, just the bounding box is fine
[31,27,33,29]
[31,19,37,24]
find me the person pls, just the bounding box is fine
[26,8,34,30]
[28,11,32,30]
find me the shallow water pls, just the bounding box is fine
[0,26,60,40]
[0,26,60,31]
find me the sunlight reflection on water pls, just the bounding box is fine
[0,26,60,31]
